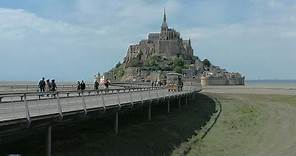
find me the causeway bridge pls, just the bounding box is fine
[0,81,201,156]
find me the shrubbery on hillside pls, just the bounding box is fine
[113,55,194,79]
[112,62,125,78]
[173,57,185,73]
[202,59,211,67]
[143,55,163,71]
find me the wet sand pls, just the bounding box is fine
[202,85,296,95]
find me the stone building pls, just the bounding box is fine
[123,10,194,66]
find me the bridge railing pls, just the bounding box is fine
[0,81,151,93]
[0,85,164,103]
[0,83,202,126]
[0,80,202,103]
[0,85,181,123]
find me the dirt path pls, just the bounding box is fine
[186,92,296,156]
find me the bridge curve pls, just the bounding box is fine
[0,82,201,156]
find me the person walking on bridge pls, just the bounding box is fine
[77,81,81,96]
[50,79,57,98]
[94,80,99,90]
[81,80,86,91]
[50,79,56,92]
[38,77,45,93]
[45,79,51,97]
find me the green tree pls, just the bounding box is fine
[173,57,184,68]
[116,68,125,77]
[173,57,185,69]
[202,59,211,67]
[174,66,183,74]
[144,55,160,68]
[115,61,121,68]
[112,66,125,78]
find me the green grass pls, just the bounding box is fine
[184,93,296,156]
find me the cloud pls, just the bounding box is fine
[0,0,296,80]
[183,22,296,79]
[0,8,124,81]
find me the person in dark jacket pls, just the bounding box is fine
[38,77,46,93]
[51,79,56,92]
[94,80,99,90]
[104,79,110,89]
[77,81,81,96]
[50,79,56,98]
[77,81,81,91]
[81,80,86,90]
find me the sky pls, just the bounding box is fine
[0,0,295,81]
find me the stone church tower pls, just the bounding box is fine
[123,10,194,65]
[160,9,169,40]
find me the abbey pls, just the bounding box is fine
[109,10,244,85]
[123,10,194,66]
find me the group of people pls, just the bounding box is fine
[38,77,57,93]
[77,80,86,91]
[94,79,110,90]
[151,80,165,87]
[103,79,110,89]
[38,77,112,95]
[77,79,110,91]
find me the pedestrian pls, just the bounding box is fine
[81,80,86,90]
[38,77,46,93]
[160,81,163,86]
[180,81,183,91]
[104,79,110,89]
[77,81,81,91]
[45,79,51,96]
[94,80,99,90]
[51,79,56,92]
[50,79,56,97]
[77,81,82,96]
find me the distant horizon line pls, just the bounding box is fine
[0,79,296,82]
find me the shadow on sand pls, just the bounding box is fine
[1,93,216,156]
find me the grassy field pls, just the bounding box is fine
[0,93,216,156]
[184,93,296,156]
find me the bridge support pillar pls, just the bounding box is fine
[186,94,188,105]
[167,97,170,113]
[46,125,52,156]
[115,112,119,135]
[178,95,181,108]
[148,103,152,121]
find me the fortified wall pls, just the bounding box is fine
[201,77,245,86]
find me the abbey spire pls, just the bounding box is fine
[161,8,168,31]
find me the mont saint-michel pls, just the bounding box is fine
[108,10,245,85]
[2,1,296,155]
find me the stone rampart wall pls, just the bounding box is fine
[201,77,245,86]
